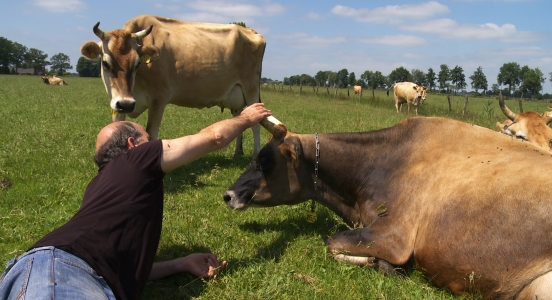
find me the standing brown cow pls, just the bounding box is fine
[387,82,427,115]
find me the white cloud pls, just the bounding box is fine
[273,32,346,49]
[402,19,543,43]
[185,0,285,18]
[33,0,85,13]
[358,35,428,46]
[331,1,449,24]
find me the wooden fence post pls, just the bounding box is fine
[447,95,452,112]
[334,88,338,98]
[519,92,524,113]
[462,95,468,117]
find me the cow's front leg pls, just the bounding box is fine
[146,103,166,140]
[232,109,244,157]
[326,227,411,275]
[112,112,127,122]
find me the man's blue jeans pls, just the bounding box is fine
[0,246,116,300]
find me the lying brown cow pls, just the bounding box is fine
[224,116,552,299]
[387,82,427,115]
[41,75,68,86]
[496,92,552,150]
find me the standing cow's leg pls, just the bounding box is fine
[146,102,167,140]
[232,109,244,158]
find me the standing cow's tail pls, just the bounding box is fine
[386,83,396,96]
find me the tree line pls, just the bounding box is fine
[0,36,103,77]
[284,63,550,100]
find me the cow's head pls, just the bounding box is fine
[224,116,313,210]
[80,22,160,118]
[413,85,428,105]
[497,93,552,150]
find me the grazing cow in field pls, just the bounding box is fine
[224,115,552,299]
[80,14,266,157]
[41,75,68,86]
[353,85,362,95]
[387,82,427,115]
[496,92,552,150]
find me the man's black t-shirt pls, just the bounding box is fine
[30,140,165,300]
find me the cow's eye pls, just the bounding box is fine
[102,61,111,70]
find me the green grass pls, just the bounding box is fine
[2,75,550,299]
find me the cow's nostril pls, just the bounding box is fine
[223,192,231,203]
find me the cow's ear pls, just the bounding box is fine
[81,41,102,59]
[138,45,160,64]
[279,140,300,168]
[412,85,418,90]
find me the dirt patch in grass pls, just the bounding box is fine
[0,178,13,190]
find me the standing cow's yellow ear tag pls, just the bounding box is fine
[140,55,151,64]
[111,109,118,116]
[306,211,317,223]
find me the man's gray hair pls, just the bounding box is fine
[94,122,143,167]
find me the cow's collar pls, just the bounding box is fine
[306,133,319,223]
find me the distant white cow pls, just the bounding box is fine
[387,82,427,115]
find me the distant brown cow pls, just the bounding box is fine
[496,92,552,150]
[41,75,68,86]
[387,82,427,115]
[353,85,362,95]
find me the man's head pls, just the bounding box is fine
[94,121,150,167]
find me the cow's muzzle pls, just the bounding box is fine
[113,99,136,113]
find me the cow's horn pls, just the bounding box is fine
[498,91,516,121]
[260,116,287,140]
[132,25,153,39]
[93,22,105,40]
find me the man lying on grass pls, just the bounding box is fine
[0,103,272,300]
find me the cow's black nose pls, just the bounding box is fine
[223,192,231,203]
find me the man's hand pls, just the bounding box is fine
[149,253,227,281]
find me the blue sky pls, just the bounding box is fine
[2,0,551,92]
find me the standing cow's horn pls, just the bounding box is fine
[93,22,106,40]
[260,116,287,140]
[498,91,517,121]
[132,25,153,39]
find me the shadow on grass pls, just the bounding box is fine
[163,153,253,194]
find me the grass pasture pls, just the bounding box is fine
[1,75,551,299]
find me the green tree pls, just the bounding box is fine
[50,53,72,76]
[231,22,246,27]
[497,62,521,97]
[0,37,13,73]
[519,67,545,99]
[11,42,27,72]
[438,64,450,93]
[450,65,466,94]
[387,67,411,84]
[76,56,101,77]
[348,72,356,87]
[336,68,349,88]
[360,70,371,88]
[469,66,488,94]
[426,68,436,92]
[26,48,49,75]
[411,69,426,86]
[314,70,327,86]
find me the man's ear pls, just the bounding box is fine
[127,136,136,149]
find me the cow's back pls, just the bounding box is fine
[393,82,417,102]
[389,117,552,298]
[123,15,266,109]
